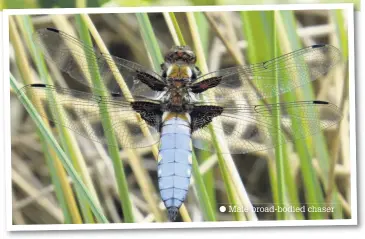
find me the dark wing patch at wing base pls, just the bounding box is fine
[131,101,163,128]
[190,105,224,131]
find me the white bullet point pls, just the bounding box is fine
[219,206,226,212]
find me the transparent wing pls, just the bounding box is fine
[191,100,342,154]
[33,28,167,99]
[191,44,341,102]
[19,84,161,148]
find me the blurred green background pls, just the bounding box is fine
[9,6,351,224]
[1,0,361,10]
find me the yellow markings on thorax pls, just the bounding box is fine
[166,64,192,79]
[162,112,191,123]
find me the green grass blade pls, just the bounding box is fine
[195,12,210,56]
[136,13,164,71]
[163,12,182,46]
[75,15,135,223]
[189,12,251,221]
[333,10,349,59]
[275,10,338,219]
[11,74,109,223]
[194,11,217,214]
[191,153,216,221]
[43,149,73,223]
[168,12,186,46]
[241,11,289,220]
[323,9,349,219]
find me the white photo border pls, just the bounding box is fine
[2,3,357,231]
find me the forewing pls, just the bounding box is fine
[19,84,161,148]
[191,44,341,102]
[33,28,167,99]
[191,100,342,154]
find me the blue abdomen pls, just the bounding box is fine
[157,113,192,221]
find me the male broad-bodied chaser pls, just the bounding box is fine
[18,28,343,221]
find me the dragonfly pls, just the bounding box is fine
[19,28,343,221]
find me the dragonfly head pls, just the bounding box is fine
[165,45,196,64]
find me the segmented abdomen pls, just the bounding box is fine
[157,113,192,220]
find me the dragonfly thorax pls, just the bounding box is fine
[157,63,194,113]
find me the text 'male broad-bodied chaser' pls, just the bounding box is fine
[19,28,343,221]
